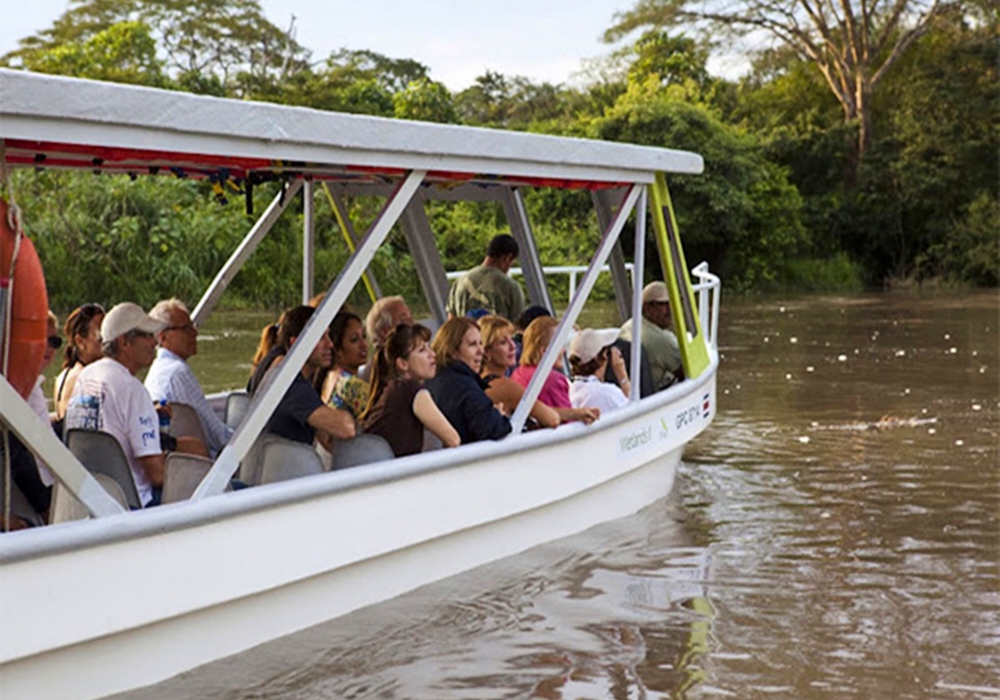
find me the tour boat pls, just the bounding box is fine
[0,69,720,700]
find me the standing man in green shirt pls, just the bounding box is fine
[447,234,526,322]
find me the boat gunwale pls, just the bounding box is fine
[0,355,716,565]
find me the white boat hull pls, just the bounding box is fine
[0,369,715,700]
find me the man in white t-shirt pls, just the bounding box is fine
[568,328,631,414]
[65,302,168,507]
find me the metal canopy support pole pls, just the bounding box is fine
[501,188,553,313]
[400,195,450,327]
[592,189,632,323]
[509,184,642,434]
[323,183,382,300]
[302,180,315,304]
[0,378,124,517]
[191,180,304,326]
[630,188,647,403]
[193,170,427,499]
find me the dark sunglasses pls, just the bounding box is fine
[47,335,63,350]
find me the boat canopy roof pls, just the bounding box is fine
[0,69,703,190]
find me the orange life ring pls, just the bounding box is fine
[0,197,48,400]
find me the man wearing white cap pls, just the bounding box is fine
[618,281,683,391]
[568,328,631,414]
[65,302,170,506]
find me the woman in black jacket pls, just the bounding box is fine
[425,318,511,444]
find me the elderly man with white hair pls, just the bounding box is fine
[145,298,234,457]
[361,295,413,382]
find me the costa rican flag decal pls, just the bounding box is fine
[702,393,711,418]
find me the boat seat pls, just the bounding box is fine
[50,474,129,524]
[169,402,208,445]
[64,429,142,510]
[258,435,325,485]
[225,391,251,429]
[0,477,45,529]
[330,434,395,471]
[162,452,214,503]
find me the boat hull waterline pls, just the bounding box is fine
[0,370,715,700]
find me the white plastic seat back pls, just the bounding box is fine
[162,452,214,503]
[51,474,128,524]
[225,391,251,429]
[331,434,395,471]
[65,429,142,509]
[259,436,325,484]
[169,402,208,445]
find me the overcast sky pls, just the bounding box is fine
[1,1,643,91]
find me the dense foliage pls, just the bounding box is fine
[2,0,994,313]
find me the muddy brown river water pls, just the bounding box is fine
[117,291,998,700]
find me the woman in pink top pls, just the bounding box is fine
[511,317,599,425]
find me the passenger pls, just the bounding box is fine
[619,281,684,390]
[5,311,62,523]
[145,299,234,458]
[321,311,370,419]
[65,303,205,507]
[248,313,288,396]
[425,318,511,444]
[478,315,559,430]
[255,305,355,450]
[250,321,279,378]
[26,311,61,487]
[53,303,105,422]
[446,234,525,322]
[362,295,413,382]
[510,317,599,425]
[360,324,460,457]
[513,304,552,365]
[568,329,631,413]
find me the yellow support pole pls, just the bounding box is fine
[320,182,378,304]
[648,172,710,379]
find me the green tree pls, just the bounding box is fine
[13,20,169,87]
[393,78,458,123]
[606,0,965,164]
[590,77,806,290]
[3,0,307,95]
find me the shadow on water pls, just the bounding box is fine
[112,292,998,699]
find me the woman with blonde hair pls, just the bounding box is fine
[425,318,511,444]
[511,317,599,425]
[478,315,559,429]
[360,324,458,457]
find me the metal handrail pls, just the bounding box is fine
[691,261,720,350]
[447,260,720,349]
[446,263,634,302]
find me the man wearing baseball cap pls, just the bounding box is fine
[65,302,175,506]
[618,281,684,391]
[568,328,631,414]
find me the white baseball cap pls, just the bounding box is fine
[101,303,167,344]
[642,281,670,304]
[568,328,620,364]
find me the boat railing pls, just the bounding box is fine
[447,261,720,351]
[691,261,721,351]
[446,263,634,303]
